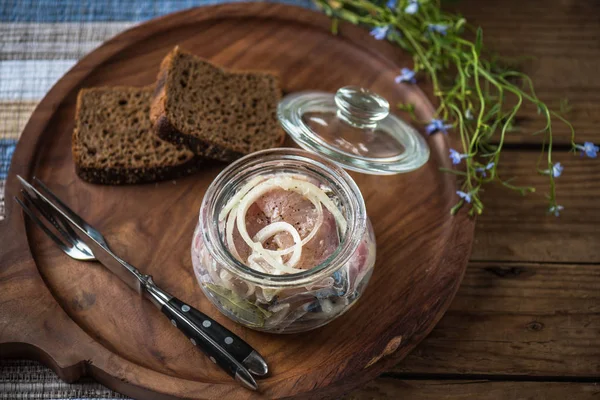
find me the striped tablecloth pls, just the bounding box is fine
[0,1,311,398]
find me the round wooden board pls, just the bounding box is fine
[0,4,474,399]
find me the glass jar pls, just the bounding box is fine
[191,148,376,333]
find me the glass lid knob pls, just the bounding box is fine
[335,86,390,129]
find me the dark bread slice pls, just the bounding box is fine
[73,86,203,185]
[150,46,285,162]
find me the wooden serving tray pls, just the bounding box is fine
[0,4,474,399]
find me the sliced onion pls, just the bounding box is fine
[236,177,344,247]
[269,303,290,313]
[240,176,347,235]
[304,276,335,291]
[301,196,323,243]
[219,269,235,292]
[247,254,271,273]
[255,190,324,258]
[256,285,280,303]
[224,174,346,275]
[248,252,301,275]
[253,221,303,268]
[219,269,256,297]
[269,177,347,235]
[219,175,265,222]
[225,206,242,262]
[235,183,294,273]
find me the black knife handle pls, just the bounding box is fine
[163,297,256,367]
[142,277,268,380]
[159,300,236,370]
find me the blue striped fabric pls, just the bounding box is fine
[0,0,313,22]
[0,0,313,220]
[0,139,16,180]
[0,0,314,394]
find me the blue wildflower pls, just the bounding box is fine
[542,162,563,178]
[552,162,564,177]
[449,149,467,165]
[395,68,417,84]
[370,25,390,40]
[575,142,599,158]
[456,190,472,204]
[426,118,453,135]
[404,0,419,14]
[386,0,397,9]
[475,162,495,177]
[428,23,448,35]
[549,204,564,217]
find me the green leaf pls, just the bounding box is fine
[450,201,464,215]
[397,102,415,112]
[559,98,572,114]
[204,283,272,327]
[397,102,418,121]
[331,18,339,35]
[439,167,468,176]
[475,27,483,54]
[337,9,359,24]
[395,37,412,51]
[312,0,575,217]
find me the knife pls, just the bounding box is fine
[17,176,268,390]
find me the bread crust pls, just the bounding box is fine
[150,46,285,162]
[75,159,202,185]
[154,114,246,162]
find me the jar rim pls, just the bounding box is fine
[199,148,367,287]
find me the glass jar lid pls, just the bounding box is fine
[278,86,430,175]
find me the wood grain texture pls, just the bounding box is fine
[471,151,600,263]
[411,0,600,379]
[394,261,600,377]
[451,0,600,145]
[0,4,474,400]
[345,378,600,399]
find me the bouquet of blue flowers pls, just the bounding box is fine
[315,0,597,216]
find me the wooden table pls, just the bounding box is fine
[0,0,597,398]
[345,0,600,397]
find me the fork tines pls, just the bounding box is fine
[14,178,95,261]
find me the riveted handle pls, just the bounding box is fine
[163,297,267,377]
[143,279,268,387]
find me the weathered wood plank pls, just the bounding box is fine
[345,378,600,399]
[393,261,600,377]
[472,151,600,263]
[447,0,600,145]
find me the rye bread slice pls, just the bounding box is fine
[150,46,285,161]
[73,86,203,185]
